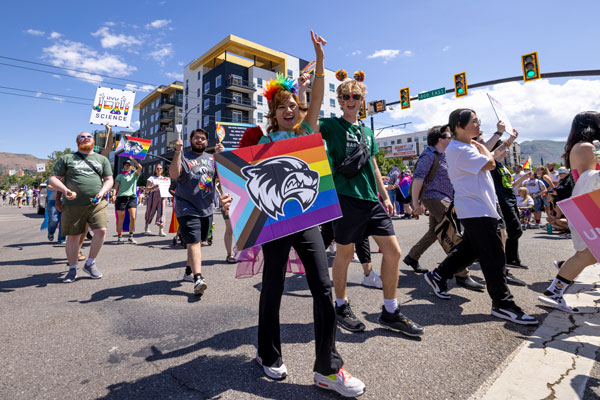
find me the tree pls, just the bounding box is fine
[374,152,405,176]
[45,148,73,179]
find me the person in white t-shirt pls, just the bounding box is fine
[523,172,547,228]
[546,163,560,186]
[423,108,538,326]
[144,164,169,236]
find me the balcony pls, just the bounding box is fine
[159,99,176,110]
[219,116,256,125]
[159,111,175,123]
[224,96,256,111]
[226,76,256,94]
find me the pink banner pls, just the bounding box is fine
[557,188,600,262]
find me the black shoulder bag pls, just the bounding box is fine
[335,122,370,178]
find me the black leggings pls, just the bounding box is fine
[320,221,371,264]
[258,226,343,375]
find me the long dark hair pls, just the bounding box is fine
[563,111,600,168]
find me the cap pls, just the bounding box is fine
[557,167,569,174]
[123,160,132,165]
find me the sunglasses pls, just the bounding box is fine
[79,135,93,139]
[442,135,451,139]
[341,94,362,101]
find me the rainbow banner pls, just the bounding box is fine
[214,133,342,250]
[116,136,151,160]
[557,188,600,262]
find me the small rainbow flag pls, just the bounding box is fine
[214,133,342,250]
[558,188,600,263]
[300,61,316,75]
[216,122,226,143]
[522,156,532,170]
[116,136,152,160]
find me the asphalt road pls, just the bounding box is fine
[0,204,597,399]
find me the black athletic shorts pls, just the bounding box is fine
[115,196,137,211]
[333,194,395,245]
[178,215,213,244]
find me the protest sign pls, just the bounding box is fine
[214,133,342,250]
[215,121,256,150]
[558,188,600,262]
[36,164,46,172]
[487,93,516,137]
[90,87,136,128]
[115,136,151,160]
[156,177,172,198]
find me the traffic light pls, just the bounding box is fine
[400,88,410,109]
[374,100,386,113]
[521,52,540,82]
[454,72,468,98]
[358,99,367,120]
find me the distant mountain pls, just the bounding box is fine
[518,140,566,165]
[0,152,49,172]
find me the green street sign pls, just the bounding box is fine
[418,87,446,101]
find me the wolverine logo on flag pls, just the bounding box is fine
[241,156,320,220]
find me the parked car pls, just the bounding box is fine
[37,183,47,215]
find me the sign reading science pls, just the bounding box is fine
[383,143,417,158]
[89,87,136,128]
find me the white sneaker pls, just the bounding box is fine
[256,354,287,380]
[193,276,208,296]
[314,368,365,397]
[144,224,151,234]
[538,293,579,313]
[158,228,166,237]
[351,253,360,263]
[327,242,336,255]
[361,271,383,289]
[183,271,194,282]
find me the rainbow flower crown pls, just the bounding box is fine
[263,73,298,103]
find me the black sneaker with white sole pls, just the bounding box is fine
[193,275,207,296]
[424,271,450,299]
[335,302,366,332]
[378,306,424,337]
[491,304,538,325]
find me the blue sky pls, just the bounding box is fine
[2,0,600,159]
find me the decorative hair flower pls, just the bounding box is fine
[263,73,297,103]
[353,70,365,82]
[335,69,348,81]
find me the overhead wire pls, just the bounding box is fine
[0,91,91,106]
[0,85,91,101]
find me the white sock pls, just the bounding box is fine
[86,258,95,266]
[335,298,347,307]
[68,265,77,270]
[384,298,398,313]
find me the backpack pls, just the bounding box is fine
[409,151,440,203]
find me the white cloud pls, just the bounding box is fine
[43,39,135,84]
[146,19,171,29]
[125,83,155,93]
[351,50,362,56]
[105,21,116,26]
[149,43,174,66]
[49,32,62,39]
[388,79,600,142]
[165,71,183,80]
[442,46,450,52]
[91,27,142,49]
[368,49,400,61]
[25,29,45,36]
[403,50,413,57]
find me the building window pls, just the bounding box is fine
[257,95,263,105]
[232,92,242,103]
[398,139,402,144]
[415,137,419,142]
[215,110,221,122]
[204,116,210,127]
[407,137,412,142]
[257,77,263,88]
[204,81,210,92]
[161,148,165,155]
[204,98,210,110]
[423,136,427,141]
[197,71,201,80]
[161,135,165,143]
[177,108,182,116]
[330,112,336,117]
[319,110,324,117]
[232,111,242,122]
[151,115,154,123]
[216,93,221,105]
[196,120,200,129]
[391,140,395,145]
[330,99,335,107]
[287,69,293,78]
[197,88,201,98]
[257,112,263,123]
[329,83,335,92]
[216,75,222,87]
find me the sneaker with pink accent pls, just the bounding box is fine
[314,368,365,397]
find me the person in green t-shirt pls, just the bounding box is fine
[313,78,424,337]
[112,157,142,244]
[49,131,113,283]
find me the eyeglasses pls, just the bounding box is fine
[341,94,362,101]
[471,118,481,125]
[79,135,93,139]
[441,135,451,139]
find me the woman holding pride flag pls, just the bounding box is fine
[233,30,364,397]
[539,111,600,313]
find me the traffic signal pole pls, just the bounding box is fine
[385,69,600,106]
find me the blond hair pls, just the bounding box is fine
[336,80,367,99]
[518,186,532,202]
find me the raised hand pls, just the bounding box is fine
[310,29,327,60]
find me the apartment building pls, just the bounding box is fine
[183,35,341,146]
[134,81,183,175]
